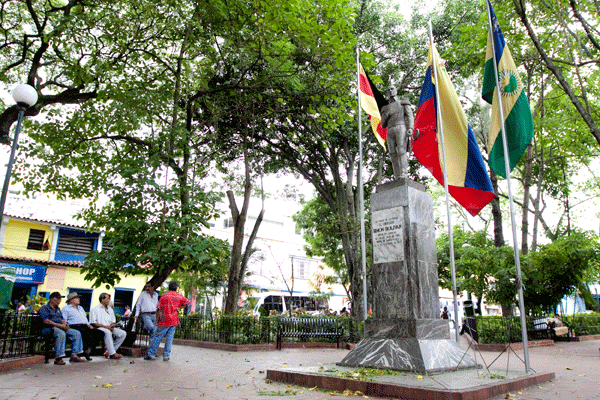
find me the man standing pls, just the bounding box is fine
[380,85,414,180]
[89,293,126,359]
[62,292,104,360]
[135,282,158,338]
[144,281,189,361]
[38,292,86,365]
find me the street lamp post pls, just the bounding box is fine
[0,84,38,227]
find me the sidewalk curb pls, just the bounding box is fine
[0,355,44,374]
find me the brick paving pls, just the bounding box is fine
[0,337,598,400]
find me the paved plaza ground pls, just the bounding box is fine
[0,336,598,400]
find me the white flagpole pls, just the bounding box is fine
[356,47,369,320]
[427,20,460,343]
[485,1,531,373]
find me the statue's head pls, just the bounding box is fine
[386,85,397,98]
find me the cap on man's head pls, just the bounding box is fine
[67,292,80,302]
[49,292,65,300]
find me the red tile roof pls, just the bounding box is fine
[4,213,89,230]
[0,254,83,267]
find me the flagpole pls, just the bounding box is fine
[356,47,369,321]
[427,20,460,343]
[486,1,531,374]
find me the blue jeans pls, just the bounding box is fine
[147,325,176,359]
[42,327,83,358]
[141,313,157,338]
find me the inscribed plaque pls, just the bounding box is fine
[372,207,404,264]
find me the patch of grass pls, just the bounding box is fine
[488,373,507,379]
[335,367,399,381]
[257,389,298,396]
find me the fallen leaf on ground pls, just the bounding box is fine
[566,367,573,370]
[259,371,264,374]
[355,391,365,396]
[130,360,135,364]
[102,383,112,388]
[95,376,102,379]
[123,369,128,372]
[417,375,423,379]
[226,384,233,388]
[92,385,98,387]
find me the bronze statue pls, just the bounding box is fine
[380,85,414,180]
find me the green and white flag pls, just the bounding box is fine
[482,0,533,178]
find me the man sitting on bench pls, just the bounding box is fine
[90,293,126,359]
[38,292,87,365]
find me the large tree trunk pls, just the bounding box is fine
[521,144,533,255]
[223,140,264,315]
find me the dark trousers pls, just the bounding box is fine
[70,324,104,354]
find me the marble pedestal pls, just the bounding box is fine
[338,179,477,373]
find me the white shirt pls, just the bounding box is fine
[135,291,159,317]
[89,304,116,326]
[62,304,89,325]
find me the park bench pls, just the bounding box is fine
[528,317,572,342]
[276,317,343,350]
[527,317,552,341]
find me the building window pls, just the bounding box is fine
[26,229,45,251]
[294,259,310,279]
[57,233,95,255]
[113,288,134,317]
[223,218,234,229]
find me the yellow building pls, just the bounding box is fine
[0,214,149,314]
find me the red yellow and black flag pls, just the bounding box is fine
[358,64,388,147]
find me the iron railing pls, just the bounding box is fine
[0,312,42,360]
[175,314,366,345]
[176,315,276,344]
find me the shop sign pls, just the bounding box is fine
[4,264,47,284]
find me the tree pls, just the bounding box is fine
[2,0,357,294]
[169,237,231,313]
[437,226,511,313]
[512,0,600,147]
[523,230,600,313]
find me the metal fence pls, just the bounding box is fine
[565,313,600,336]
[176,315,276,344]
[175,314,365,345]
[475,314,584,344]
[0,312,42,360]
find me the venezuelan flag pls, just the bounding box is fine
[482,0,533,178]
[359,63,388,147]
[413,44,494,217]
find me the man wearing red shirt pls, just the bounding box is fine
[144,280,190,361]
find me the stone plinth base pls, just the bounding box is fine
[337,338,478,373]
[365,318,450,339]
